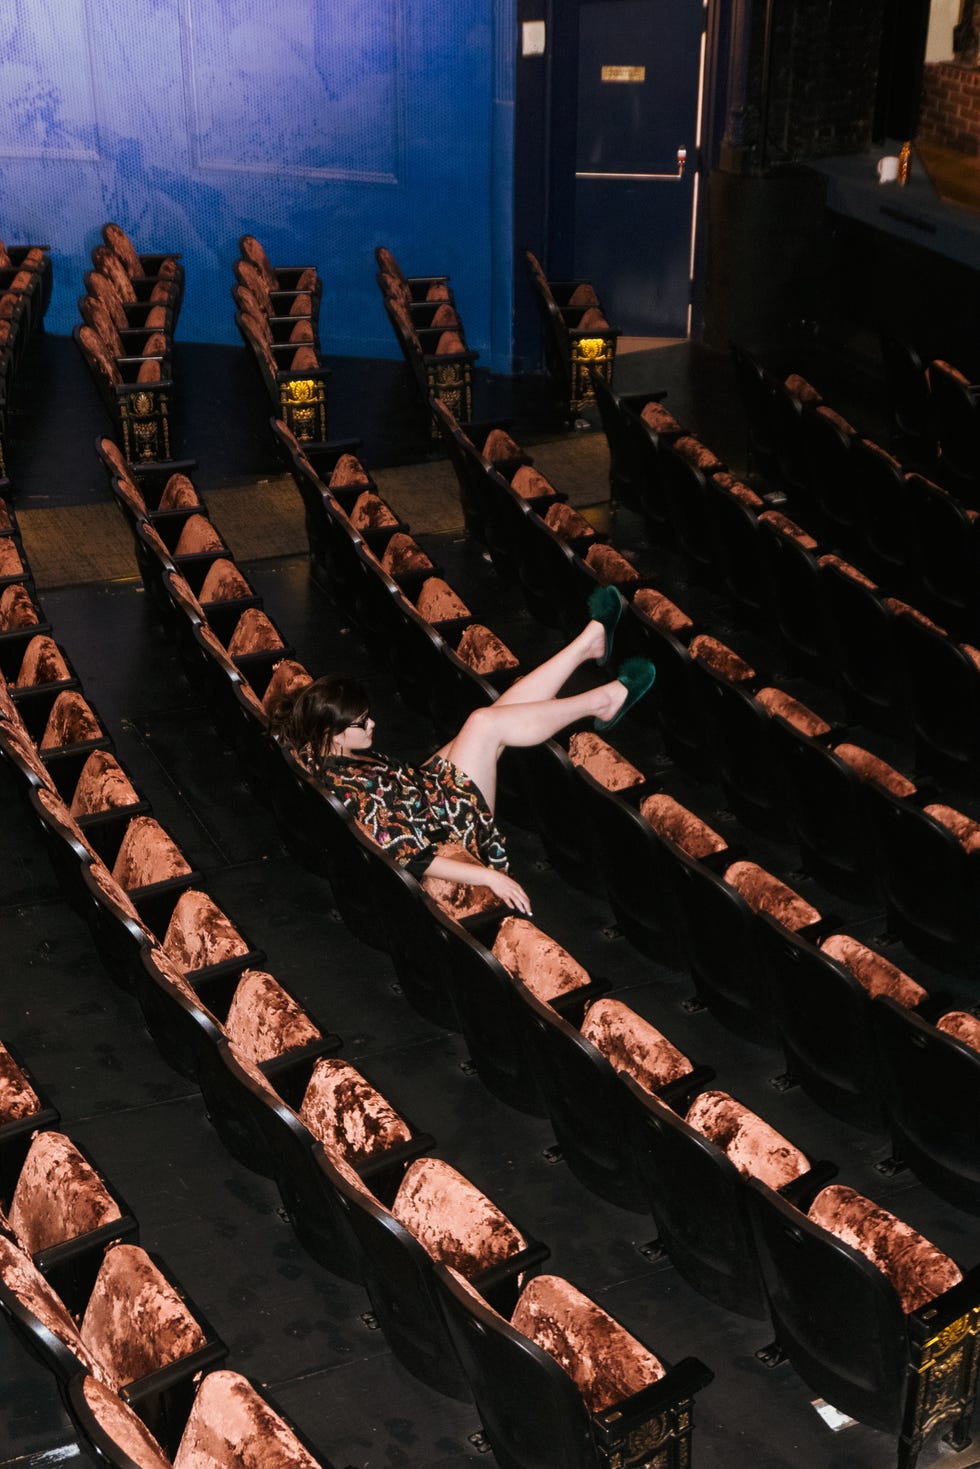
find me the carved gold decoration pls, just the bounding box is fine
[284,377,316,404]
[576,337,606,361]
[919,1307,980,1369]
[132,391,153,416]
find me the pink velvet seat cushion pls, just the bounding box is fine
[158,474,201,511]
[455,623,520,675]
[40,691,102,749]
[434,330,466,355]
[329,453,371,488]
[226,609,285,656]
[936,1011,980,1054]
[111,817,191,891]
[7,1131,122,1254]
[173,1369,323,1469]
[0,499,12,532]
[15,635,71,688]
[510,465,557,500]
[391,1157,526,1276]
[685,1090,809,1189]
[350,491,399,531]
[758,510,818,549]
[884,599,946,634]
[672,435,722,472]
[543,502,596,545]
[808,1184,962,1314]
[632,586,693,634]
[567,730,645,791]
[724,861,820,931]
[923,803,980,854]
[415,577,471,623]
[568,282,599,307]
[483,428,523,462]
[173,516,225,557]
[0,1042,41,1122]
[929,358,972,388]
[511,1274,664,1415]
[584,543,641,585]
[162,890,250,972]
[815,404,855,436]
[381,533,434,577]
[69,751,139,818]
[756,687,831,738]
[639,793,727,859]
[784,372,822,405]
[689,635,756,683]
[262,659,313,714]
[640,401,682,434]
[819,934,927,1006]
[422,842,507,920]
[0,540,24,579]
[833,743,916,799]
[81,1243,208,1390]
[576,307,609,331]
[581,998,693,1095]
[222,970,321,1065]
[78,1376,172,1469]
[0,584,39,630]
[492,916,592,1003]
[0,1234,105,1379]
[817,553,877,589]
[199,560,253,604]
[287,346,320,373]
[299,1058,412,1165]
[713,471,763,509]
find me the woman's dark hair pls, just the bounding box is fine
[268,675,369,775]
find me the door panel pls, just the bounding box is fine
[574,0,704,336]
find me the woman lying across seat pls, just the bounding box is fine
[269,590,654,913]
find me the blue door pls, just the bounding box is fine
[573,0,706,337]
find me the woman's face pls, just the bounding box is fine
[328,708,375,756]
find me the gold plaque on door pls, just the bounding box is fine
[601,65,645,83]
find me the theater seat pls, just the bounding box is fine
[435,1262,712,1469]
[0,1235,226,1444]
[328,1151,544,1397]
[1,1129,137,1303]
[70,1368,337,1469]
[747,1174,979,1466]
[626,1079,825,1317]
[873,997,980,1215]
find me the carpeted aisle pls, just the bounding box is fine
[17,435,613,589]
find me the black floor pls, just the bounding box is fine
[2,335,979,1469]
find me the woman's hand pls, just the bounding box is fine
[422,854,532,915]
[483,868,532,915]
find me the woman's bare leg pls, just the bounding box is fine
[439,679,628,812]
[431,619,606,763]
[493,619,606,708]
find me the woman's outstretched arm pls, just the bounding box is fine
[422,853,532,914]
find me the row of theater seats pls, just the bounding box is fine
[0,1044,328,1468]
[243,419,980,1469]
[89,429,719,1468]
[524,250,618,428]
[232,233,331,444]
[573,369,980,968]
[375,245,477,435]
[73,223,183,465]
[0,236,52,483]
[426,396,980,1195]
[732,345,980,642]
[878,332,980,495]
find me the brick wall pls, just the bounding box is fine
[919,61,980,155]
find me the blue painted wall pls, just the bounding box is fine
[0,0,516,371]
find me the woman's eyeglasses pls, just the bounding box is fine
[348,712,372,730]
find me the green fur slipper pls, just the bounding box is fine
[587,585,627,666]
[594,657,657,732]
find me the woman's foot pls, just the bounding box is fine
[593,658,656,732]
[587,586,626,666]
